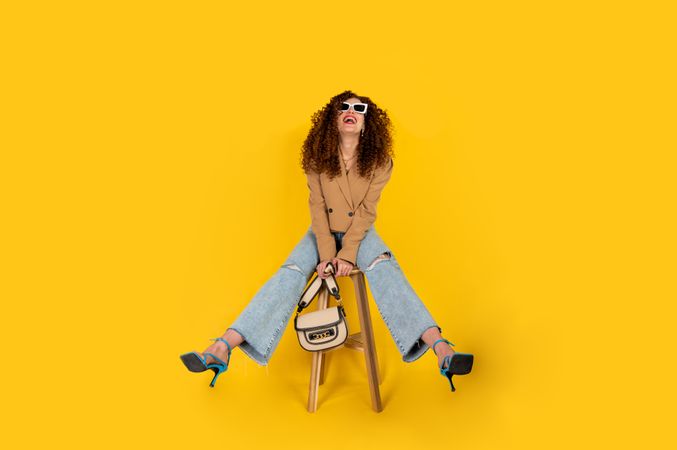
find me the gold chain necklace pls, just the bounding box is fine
[341,154,355,173]
[340,146,356,164]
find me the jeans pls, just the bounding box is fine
[227,224,442,366]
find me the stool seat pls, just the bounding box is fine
[307,267,383,413]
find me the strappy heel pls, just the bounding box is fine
[432,338,474,392]
[180,337,232,388]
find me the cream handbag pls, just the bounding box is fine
[294,262,349,352]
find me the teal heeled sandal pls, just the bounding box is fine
[432,338,474,392]
[180,337,232,388]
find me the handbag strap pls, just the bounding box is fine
[296,262,342,314]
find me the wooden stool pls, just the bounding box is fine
[307,267,383,413]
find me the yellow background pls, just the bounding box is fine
[1,1,675,449]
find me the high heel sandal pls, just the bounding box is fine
[180,337,232,388]
[432,338,474,392]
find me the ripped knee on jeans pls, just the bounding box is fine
[281,263,304,275]
[365,251,392,271]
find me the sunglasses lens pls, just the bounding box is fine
[354,104,366,113]
[340,103,350,111]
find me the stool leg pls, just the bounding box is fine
[352,271,383,412]
[318,279,328,385]
[319,350,327,385]
[307,286,329,413]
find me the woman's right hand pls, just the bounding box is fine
[316,260,334,279]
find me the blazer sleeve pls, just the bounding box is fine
[306,169,337,262]
[335,158,394,266]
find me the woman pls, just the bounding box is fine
[180,90,474,391]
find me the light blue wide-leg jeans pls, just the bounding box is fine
[227,224,442,366]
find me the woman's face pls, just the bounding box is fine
[337,96,366,136]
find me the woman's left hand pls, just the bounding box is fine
[332,258,354,277]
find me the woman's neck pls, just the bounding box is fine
[339,137,359,158]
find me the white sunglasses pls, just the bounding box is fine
[340,102,368,114]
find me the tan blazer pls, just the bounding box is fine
[305,156,394,265]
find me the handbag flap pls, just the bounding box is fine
[296,307,342,330]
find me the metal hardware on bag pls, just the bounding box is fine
[309,329,335,340]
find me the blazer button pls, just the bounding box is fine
[348,211,353,216]
[328,208,333,213]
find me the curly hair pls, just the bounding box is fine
[300,90,394,180]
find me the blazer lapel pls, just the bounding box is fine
[339,157,372,210]
[349,172,370,208]
[337,157,354,210]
